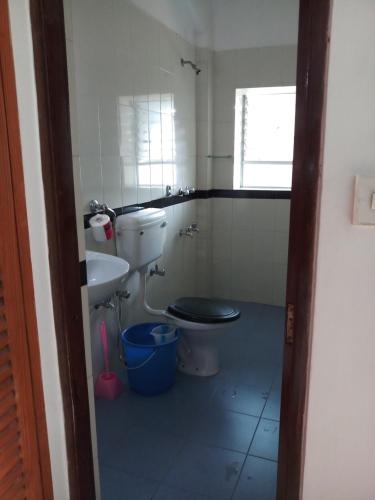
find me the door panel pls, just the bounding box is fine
[0,0,53,497]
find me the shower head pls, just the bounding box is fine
[181,58,201,75]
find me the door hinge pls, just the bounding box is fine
[286,303,295,345]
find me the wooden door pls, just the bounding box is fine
[0,0,53,498]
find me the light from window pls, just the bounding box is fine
[233,86,296,190]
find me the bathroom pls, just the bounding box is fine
[64,0,299,498]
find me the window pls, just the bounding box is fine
[118,93,176,189]
[233,86,296,190]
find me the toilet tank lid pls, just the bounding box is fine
[116,208,167,231]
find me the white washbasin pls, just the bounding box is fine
[86,250,129,305]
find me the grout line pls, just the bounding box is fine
[229,394,269,500]
[181,438,248,457]
[247,452,278,464]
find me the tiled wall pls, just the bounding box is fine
[211,46,297,189]
[71,0,197,210]
[211,198,290,305]
[204,46,296,305]
[64,2,295,491]
[66,0,295,406]
[66,0,201,379]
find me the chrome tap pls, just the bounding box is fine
[89,199,116,220]
[179,227,194,237]
[150,264,166,277]
[179,223,199,237]
[177,186,195,197]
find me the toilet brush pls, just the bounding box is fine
[94,320,123,400]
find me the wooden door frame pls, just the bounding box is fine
[277,1,332,498]
[0,0,53,497]
[27,0,332,498]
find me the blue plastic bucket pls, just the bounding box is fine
[121,323,178,395]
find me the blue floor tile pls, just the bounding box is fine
[262,388,281,421]
[100,465,158,500]
[211,382,267,417]
[232,456,277,500]
[188,408,258,453]
[153,485,212,500]
[95,302,284,498]
[98,425,185,481]
[164,442,246,500]
[249,418,280,461]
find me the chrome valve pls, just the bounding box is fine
[150,264,166,277]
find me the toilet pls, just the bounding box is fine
[116,208,240,376]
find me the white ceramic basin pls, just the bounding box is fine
[86,250,130,306]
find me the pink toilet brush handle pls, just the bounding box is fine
[100,320,110,373]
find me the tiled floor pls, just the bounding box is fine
[96,302,284,500]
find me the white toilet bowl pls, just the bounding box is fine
[165,297,241,376]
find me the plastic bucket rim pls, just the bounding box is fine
[121,322,179,349]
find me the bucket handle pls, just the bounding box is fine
[124,349,157,371]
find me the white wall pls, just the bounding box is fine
[7,1,70,498]
[303,1,375,499]
[130,0,212,47]
[211,0,299,51]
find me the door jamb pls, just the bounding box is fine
[277,1,333,499]
[28,0,333,498]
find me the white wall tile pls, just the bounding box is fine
[212,158,234,189]
[214,198,290,305]
[272,263,288,306]
[212,198,233,229]
[273,231,290,265]
[80,156,102,210]
[68,2,295,368]
[250,199,277,232]
[274,199,291,232]
[76,93,100,158]
[213,121,235,157]
[102,156,122,209]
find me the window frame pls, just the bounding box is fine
[234,85,296,191]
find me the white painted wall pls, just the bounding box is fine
[7,1,69,498]
[130,0,212,47]
[302,1,375,499]
[211,0,299,51]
